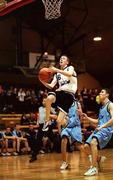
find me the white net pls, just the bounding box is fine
[42,0,63,20]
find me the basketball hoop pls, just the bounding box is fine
[42,0,63,20]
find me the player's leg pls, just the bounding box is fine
[84,137,98,176]
[84,143,92,164]
[75,142,84,164]
[60,134,69,170]
[84,143,91,154]
[90,138,98,167]
[1,140,6,155]
[12,138,18,155]
[57,110,67,133]
[75,141,84,151]
[46,94,56,122]
[83,131,96,164]
[92,130,111,169]
[22,138,30,152]
[43,94,56,131]
[61,136,68,162]
[16,138,21,153]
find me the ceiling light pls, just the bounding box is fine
[93,36,102,41]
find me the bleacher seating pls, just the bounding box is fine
[0,114,22,127]
[0,114,58,133]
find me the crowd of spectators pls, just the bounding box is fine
[0,84,113,157]
[0,84,48,114]
[0,84,101,114]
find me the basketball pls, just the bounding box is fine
[38,67,53,82]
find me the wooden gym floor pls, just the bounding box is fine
[0,149,113,180]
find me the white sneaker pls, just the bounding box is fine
[1,153,6,156]
[13,152,18,156]
[39,150,45,154]
[60,161,69,170]
[84,166,98,176]
[6,152,11,156]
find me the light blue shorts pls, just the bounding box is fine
[61,126,82,143]
[86,128,112,149]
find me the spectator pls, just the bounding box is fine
[81,87,89,113]
[0,132,6,156]
[17,88,26,113]
[20,113,30,125]
[26,124,42,162]
[12,124,30,154]
[3,127,17,156]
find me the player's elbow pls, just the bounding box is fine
[110,118,113,125]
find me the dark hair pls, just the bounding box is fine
[102,88,111,95]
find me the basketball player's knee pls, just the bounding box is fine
[91,138,98,147]
[46,95,55,104]
[84,143,89,151]
[76,143,83,151]
[79,144,84,151]
[57,118,61,124]
[62,136,68,145]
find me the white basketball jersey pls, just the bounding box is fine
[55,66,77,94]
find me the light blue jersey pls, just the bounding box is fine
[98,101,113,131]
[86,101,113,149]
[61,101,82,143]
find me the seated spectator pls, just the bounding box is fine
[20,113,30,125]
[0,132,6,156]
[28,113,37,125]
[3,127,18,156]
[12,124,30,154]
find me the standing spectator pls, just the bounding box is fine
[25,90,31,113]
[0,85,5,113]
[17,88,26,113]
[81,87,89,113]
[26,124,42,162]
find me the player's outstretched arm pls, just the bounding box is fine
[82,113,98,125]
[49,66,75,77]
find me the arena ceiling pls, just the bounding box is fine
[1,0,113,87]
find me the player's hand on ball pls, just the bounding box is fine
[49,66,58,73]
[38,67,53,83]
